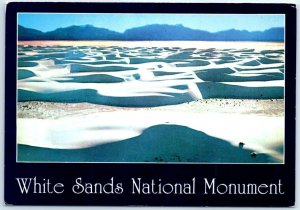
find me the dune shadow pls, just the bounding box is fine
[153,71,182,77]
[260,49,284,55]
[196,68,283,82]
[18,61,39,68]
[196,82,283,99]
[271,144,284,154]
[214,59,238,65]
[54,74,124,83]
[166,52,194,59]
[232,49,255,53]
[175,59,210,67]
[239,60,261,66]
[258,57,284,64]
[18,69,37,80]
[18,124,279,163]
[70,64,137,73]
[235,65,284,71]
[18,88,194,107]
[127,57,159,64]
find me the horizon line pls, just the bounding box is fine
[18,23,284,34]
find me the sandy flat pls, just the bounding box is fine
[18,40,284,50]
[18,99,284,119]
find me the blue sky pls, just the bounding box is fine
[18,13,284,33]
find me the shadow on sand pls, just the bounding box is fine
[18,89,195,107]
[18,124,279,163]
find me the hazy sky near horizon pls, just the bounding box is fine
[18,13,284,33]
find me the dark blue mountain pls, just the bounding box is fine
[18,25,44,40]
[259,27,284,42]
[123,24,212,40]
[18,25,122,40]
[18,24,284,42]
[214,27,284,41]
[44,25,122,40]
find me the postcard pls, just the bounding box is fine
[5,2,296,206]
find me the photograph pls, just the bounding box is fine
[17,13,285,163]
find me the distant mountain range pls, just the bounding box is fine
[18,24,284,42]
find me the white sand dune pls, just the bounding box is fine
[18,42,284,106]
[18,110,283,163]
